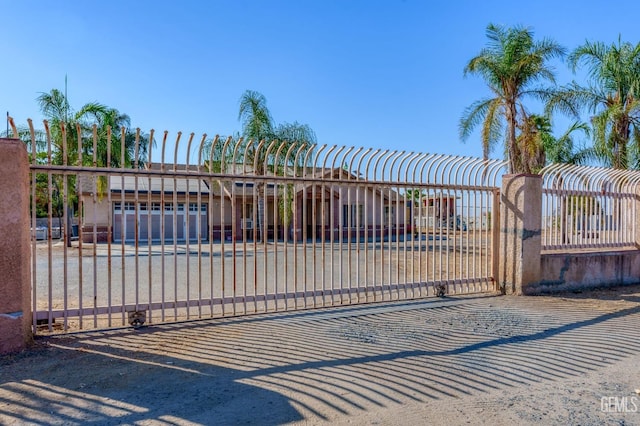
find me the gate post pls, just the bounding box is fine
[499,174,542,295]
[0,138,32,354]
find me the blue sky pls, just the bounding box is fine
[3,0,640,162]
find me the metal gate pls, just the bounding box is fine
[25,121,506,334]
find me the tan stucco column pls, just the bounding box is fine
[0,138,32,354]
[499,174,542,295]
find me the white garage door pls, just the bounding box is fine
[113,202,207,242]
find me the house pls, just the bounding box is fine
[77,164,409,243]
[412,192,464,233]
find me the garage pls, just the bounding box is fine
[113,201,208,243]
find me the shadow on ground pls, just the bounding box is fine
[2,287,640,425]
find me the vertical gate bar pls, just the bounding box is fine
[74,124,86,327]
[219,138,228,316]
[401,186,408,298]
[231,172,237,316]
[147,130,154,324]
[273,172,280,311]
[104,127,113,327]
[465,188,471,290]
[491,188,500,290]
[283,179,289,310]
[44,121,53,332]
[293,177,299,309]
[262,173,268,313]
[172,132,181,320]
[209,177,215,317]
[134,129,140,320]
[311,173,317,308]
[302,172,308,308]
[349,170,364,303]
[330,147,342,303]
[244,152,251,314]
[393,189,400,296]
[363,155,374,303]
[380,183,386,299]
[320,171,326,307]
[185,133,193,320]
[387,186,392,298]
[196,135,204,319]
[62,123,70,330]
[120,127,126,326]
[416,186,422,297]
[160,131,168,322]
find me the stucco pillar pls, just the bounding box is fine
[0,138,32,354]
[499,174,542,295]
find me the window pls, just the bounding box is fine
[384,206,395,223]
[189,203,208,212]
[114,202,135,211]
[342,205,363,228]
[243,203,254,219]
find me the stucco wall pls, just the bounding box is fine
[528,250,640,294]
[0,139,32,354]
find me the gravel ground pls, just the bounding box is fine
[1,284,640,425]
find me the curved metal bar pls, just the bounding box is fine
[313,144,330,175]
[231,137,244,174]
[185,132,195,171]
[273,141,290,176]
[196,134,208,172]
[160,131,169,171]
[253,139,268,175]
[347,147,364,180]
[172,131,182,172]
[283,142,302,176]
[383,151,404,183]
[356,148,373,180]
[300,143,316,178]
[338,146,356,180]
[263,139,281,176]
[322,145,337,173]
[405,153,430,185]
[395,152,415,185]
[292,142,310,178]
[220,136,234,174]
[7,116,18,138]
[419,153,443,186]
[331,145,347,176]
[447,156,468,188]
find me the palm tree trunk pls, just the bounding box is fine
[506,101,519,174]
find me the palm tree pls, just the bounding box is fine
[550,38,640,169]
[237,90,316,240]
[516,114,594,173]
[460,24,566,173]
[38,89,150,168]
[36,89,151,243]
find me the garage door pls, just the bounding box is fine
[113,202,207,242]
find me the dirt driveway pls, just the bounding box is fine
[2,285,640,425]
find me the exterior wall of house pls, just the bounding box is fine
[335,186,407,227]
[81,198,111,243]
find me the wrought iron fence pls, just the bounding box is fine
[15,118,504,333]
[541,163,640,252]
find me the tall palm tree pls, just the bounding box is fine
[550,39,640,169]
[460,24,566,173]
[38,89,150,168]
[237,90,316,240]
